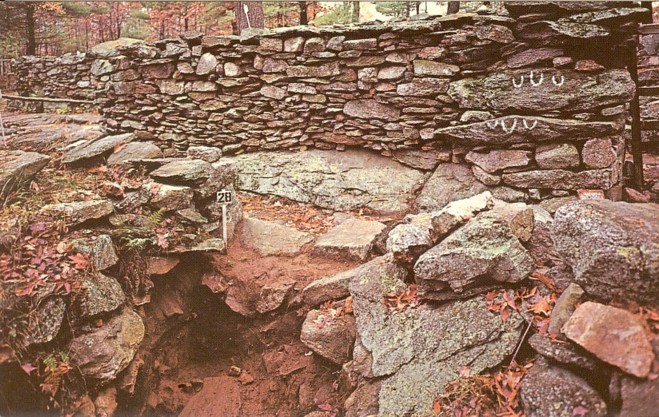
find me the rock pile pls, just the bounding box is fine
[299,193,658,417]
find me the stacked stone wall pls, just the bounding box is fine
[9,53,96,111]
[639,28,659,148]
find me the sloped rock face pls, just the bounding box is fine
[69,308,145,381]
[551,200,659,304]
[26,297,66,345]
[415,164,489,212]
[414,210,534,300]
[520,358,607,417]
[62,133,136,164]
[227,150,426,214]
[349,255,523,417]
[0,150,50,198]
[301,309,356,365]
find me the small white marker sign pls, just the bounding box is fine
[216,189,233,247]
[217,189,233,204]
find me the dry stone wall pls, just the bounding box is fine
[92,3,647,199]
[9,53,96,111]
[639,28,659,148]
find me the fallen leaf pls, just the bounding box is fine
[21,362,37,374]
[572,405,589,417]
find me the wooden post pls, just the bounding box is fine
[628,36,645,190]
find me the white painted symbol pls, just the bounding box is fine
[512,75,524,88]
[486,119,500,129]
[552,74,565,86]
[243,4,252,29]
[529,71,544,87]
[523,119,538,130]
[500,118,518,134]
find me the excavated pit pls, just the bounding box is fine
[121,224,364,417]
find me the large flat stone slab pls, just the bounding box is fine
[241,217,313,256]
[313,218,386,261]
[0,150,50,198]
[226,150,427,214]
[448,69,634,113]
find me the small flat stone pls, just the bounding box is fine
[40,200,113,226]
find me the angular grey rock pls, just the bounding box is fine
[145,183,194,211]
[256,280,295,314]
[241,217,313,256]
[286,62,340,77]
[343,99,400,121]
[391,149,449,170]
[27,297,66,345]
[397,77,449,96]
[582,137,617,169]
[528,334,600,371]
[412,60,459,76]
[414,209,534,300]
[551,200,659,304]
[150,159,214,184]
[196,53,218,75]
[435,116,620,146]
[40,200,114,226]
[388,191,494,263]
[620,375,659,417]
[416,163,489,212]
[562,302,654,378]
[69,308,145,380]
[548,283,584,335]
[349,255,523,417]
[313,218,386,261]
[377,66,406,80]
[301,267,360,307]
[91,38,147,58]
[535,142,580,169]
[465,149,532,173]
[502,168,615,190]
[386,219,433,264]
[0,150,50,198]
[520,358,607,417]
[93,235,119,271]
[187,146,222,163]
[448,69,635,113]
[78,273,126,318]
[260,85,286,100]
[472,165,501,186]
[227,150,426,214]
[62,133,136,164]
[526,205,557,267]
[300,309,356,365]
[107,142,163,166]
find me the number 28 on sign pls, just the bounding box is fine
[216,189,233,244]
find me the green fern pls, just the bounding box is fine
[146,208,165,227]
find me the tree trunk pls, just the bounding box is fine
[25,4,36,55]
[299,1,308,25]
[352,1,360,23]
[233,1,264,35]
[405,2,411,18]
[447,1,460,15]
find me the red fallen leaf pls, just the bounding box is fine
[572,405,589,416]
[432,398,441,415]
[68,253,90,270]
[500,306,511,323]
[21,362,37,374]
[530,271,557,291]
[113,142,126,153]
[529,296,552,316]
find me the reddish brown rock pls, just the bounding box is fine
[562,302,654,378]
